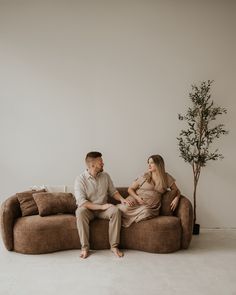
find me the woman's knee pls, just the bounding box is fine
[117,204,127,213]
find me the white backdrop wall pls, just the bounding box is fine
[0,0,235,228]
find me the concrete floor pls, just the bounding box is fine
[0,229,236,295]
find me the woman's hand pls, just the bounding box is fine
[121,197,136,207]
[136,196,145,205]
[170,196,180,211]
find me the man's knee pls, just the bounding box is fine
[110,206,121,218]
[76,207,90,221]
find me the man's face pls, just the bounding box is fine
[93,157,104,173]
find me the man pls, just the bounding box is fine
[74,151,130,259]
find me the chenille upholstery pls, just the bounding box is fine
[0,187,193,254]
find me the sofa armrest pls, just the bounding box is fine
[175,195,193,249]
[0,195,22,251]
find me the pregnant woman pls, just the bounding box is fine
[118,154,181,227]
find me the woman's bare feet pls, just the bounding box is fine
[80,249,89,259]
[111,247,124,258]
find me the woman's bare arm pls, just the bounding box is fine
[128,181,145,205]
[169,182,181,211]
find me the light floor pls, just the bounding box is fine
[0,229,236,295]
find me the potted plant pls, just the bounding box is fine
[177,80,228,234]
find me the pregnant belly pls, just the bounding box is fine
[139,193,161,208]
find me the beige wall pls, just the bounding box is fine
[0,0,235,228]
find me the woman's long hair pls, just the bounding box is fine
[144,154,168,191]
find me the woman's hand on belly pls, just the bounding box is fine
[136,196,145,205]
[122,196,137,207]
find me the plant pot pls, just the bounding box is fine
[193,223,200,235]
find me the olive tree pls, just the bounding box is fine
[177,80,228,229]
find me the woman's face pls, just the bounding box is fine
[148,158,157,172]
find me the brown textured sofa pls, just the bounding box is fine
[0,187,193,254]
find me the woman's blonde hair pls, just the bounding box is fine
[144,154,168,191]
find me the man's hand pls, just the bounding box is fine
[101,203,113,210]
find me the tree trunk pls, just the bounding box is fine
[193,163,201,225]
[193,177,197,225]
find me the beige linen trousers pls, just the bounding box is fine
[76,205,121,251]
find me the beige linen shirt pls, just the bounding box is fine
[74,170,118,207]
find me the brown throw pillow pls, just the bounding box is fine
[33,192,77,216]
[17,189,46,216]
[161,190,178,216]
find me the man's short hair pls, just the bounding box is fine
[85,151,102,163]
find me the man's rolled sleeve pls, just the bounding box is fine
[107,174,118,197]
[74,176,88,207]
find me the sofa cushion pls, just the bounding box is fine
[17,189,46,217]
[161,190,178,216]
[13,214,181,254]
[33,192,77,216]
[13,214,80,254]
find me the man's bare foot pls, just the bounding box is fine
[111,247,124,258]
[80,249,89,259]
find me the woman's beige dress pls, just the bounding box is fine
[118,173,175,227]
